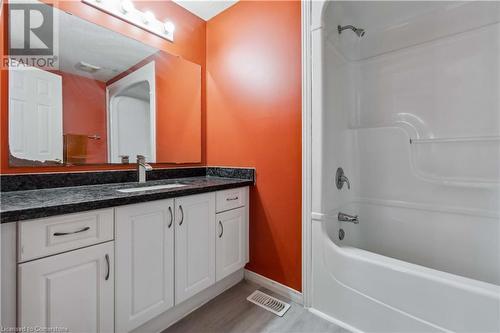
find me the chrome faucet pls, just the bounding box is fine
[137,155,152,183]
[336,167,351,190]
[338,212,359,224]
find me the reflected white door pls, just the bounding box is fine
[107,61,156,163]
[110,95,152,163]
[9,67,63,162]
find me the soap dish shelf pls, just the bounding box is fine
[409,135,500,144]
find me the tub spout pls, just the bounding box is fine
[338,212,359,224]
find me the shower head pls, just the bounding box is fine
[338,25,365,38]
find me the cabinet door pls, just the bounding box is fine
[175,193,216,304]
[115,199,175,332]
[18,242,114,333]
[216,207,248,281]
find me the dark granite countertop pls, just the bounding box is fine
[0,176,253,223]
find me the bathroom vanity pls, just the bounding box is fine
[0,168,254,332]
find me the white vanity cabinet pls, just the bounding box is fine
[114,199,175,333]
[18,208,114,262]
[215,187,249,281]
[18,241,114,333]
[174,192,216,304]
[16,210,115,332]
[216,207,248,281]
[14,186,249,333]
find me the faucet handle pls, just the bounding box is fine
[341,175,351,190]
[136,155,146,163]
[336,167,351,190]
[119,155,129,164]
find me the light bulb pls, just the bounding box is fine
[143,11,155,24]
[121,0,134,14]
[163,21,175,33]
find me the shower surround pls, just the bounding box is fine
[306,1,500,332]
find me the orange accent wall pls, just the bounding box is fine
[0,0,206,174]
[206,1,302,291]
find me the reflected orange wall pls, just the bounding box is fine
[155,53,201,163]
[206,1,302,291]
[57,72,107,164]
[0,0,206,174]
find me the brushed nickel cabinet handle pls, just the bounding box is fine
[226,196,239,201]
[179,205,184,226]
[218,221,224,238]
[168,206,173,228]
[53,226,90,236]
[105,254,110,281]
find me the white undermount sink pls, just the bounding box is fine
[117,184,187,193]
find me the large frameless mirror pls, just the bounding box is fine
[7,2,202,167]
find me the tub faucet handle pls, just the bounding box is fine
[336,167,351,190]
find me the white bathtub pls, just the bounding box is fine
[311,217,500,333]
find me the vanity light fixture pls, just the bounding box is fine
[120,0,134,14]
[143,11,155,24]
[82,0,174,42]
[164,21,175,34]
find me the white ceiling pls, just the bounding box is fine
[57,9,159,82]
[172,0,238,21]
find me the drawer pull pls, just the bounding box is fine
[226,196,239,201]
[53,226,90,236]
[105,254,110,281]
[218,221,224,238]
[168,206,173,228]
[179,205,184,226]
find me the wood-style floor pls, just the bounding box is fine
[163,280,350,333]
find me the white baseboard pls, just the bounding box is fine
[132,269,245,333]
[308,307,362,333]
[244,269,303,305]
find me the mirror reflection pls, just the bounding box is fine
[8,3,201,167]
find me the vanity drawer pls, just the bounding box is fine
[18,208,114,262]
[216,187,247,213]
